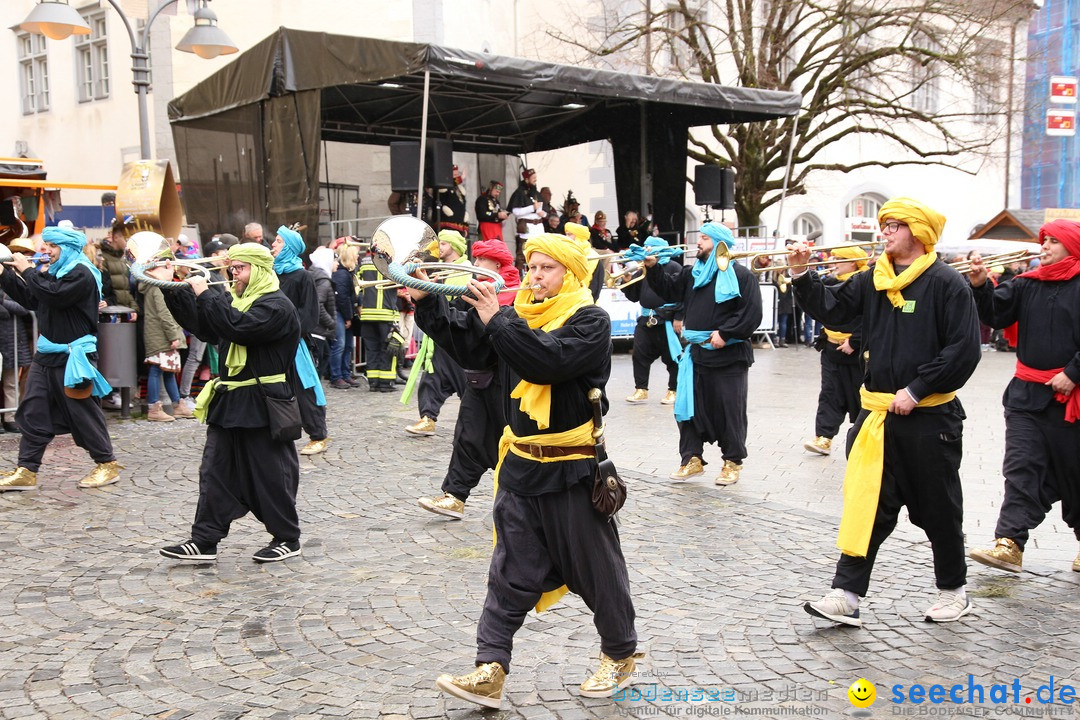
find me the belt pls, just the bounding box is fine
[827,337,844,344]
[513,442,596,459]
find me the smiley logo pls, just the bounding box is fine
[848,678,876,708]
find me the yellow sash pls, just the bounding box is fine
[492,419,595,612]
[193,373,288,423]
[823,329,851,344]
[837,387,956,557]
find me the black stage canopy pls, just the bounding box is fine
[168,28,801,240]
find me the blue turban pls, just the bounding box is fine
[273,225,305,274]
[42,226,103,297]
[693,222,740,302]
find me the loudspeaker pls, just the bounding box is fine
[427,138,453,189]
[390,140,455,192]
[694,165,735,209]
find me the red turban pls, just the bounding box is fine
[471,239,514,268]
[1040,219,1080,257]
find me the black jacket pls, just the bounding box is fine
[277,268,319,337]
[163,287,300,429]
[415,296,611,496]
[331,266,357,321]
[309,267,336,338]
[1,265,100,367]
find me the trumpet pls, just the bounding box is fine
[737,241,881,274]
[589,244,690,263]
[949,249,1039,275]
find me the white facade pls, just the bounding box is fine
[2,0,1022,245]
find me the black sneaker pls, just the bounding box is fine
[160,541,217,562]
[252,539,301,563]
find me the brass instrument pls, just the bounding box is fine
[949,249,1039,275]
[126,231,221,289]
[739,241,882,274]
[370,216,503,296]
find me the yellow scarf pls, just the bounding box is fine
[510,233,595,429]
[224,244,280,375]
[492,419,595,612]
[872,251,937,309]
[837,387,956,556]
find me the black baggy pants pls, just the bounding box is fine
[815,353,862,438]
[678,364,748,465]
[418,344,465,421]
[297,384,328,441]
[442,382,504,502]
[631,319,678,392]
[190,425,301,546]
[832,407,967,596]
[17,361,115,472]
[476,482,637,673]
[994,404,1080,549]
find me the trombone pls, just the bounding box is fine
[949,249,1038,275]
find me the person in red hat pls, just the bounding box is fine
[968,219,1080,575]
[417,239,521,520]
[475,181,508,243]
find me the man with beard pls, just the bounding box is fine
[643,222,762,485]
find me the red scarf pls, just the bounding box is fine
[1014,360,1080,423]
[1018,219,1080,282]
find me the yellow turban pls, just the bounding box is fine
[437,229,467,257]
[564,222,591,243]
[522,232,591,283]
[831,245,869,269]
[878,197,946,248]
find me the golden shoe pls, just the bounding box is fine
[78,461,123,489]
[579,651,645,698]
[405,417,437,436]
[660,390,677,405]
[625,388,649,404]
[435,661,505,709]
[668,456,704,480]
[418,492,465,519]
[299,438,330,456]
[0,467,38,492]
[803,436,832,455]
[969,537,1022,573]
[1073,551,1080,573]
[715,459,742,486]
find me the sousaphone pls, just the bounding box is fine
[370,215,504,296]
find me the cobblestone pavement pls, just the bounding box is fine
[1,347,1078,720]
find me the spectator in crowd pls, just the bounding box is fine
[139,265,192,422]
[330,244,359,390]
[590,211,618,252]
[308,245,337,379]
[243,222,271,250]
[100,221,136,308]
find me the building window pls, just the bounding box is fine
[846,193,886,220]
[792,213,822,237]
[911,32,940,115]
[75,10,109,102]
[663,2,705,75]
[18,33,49,115]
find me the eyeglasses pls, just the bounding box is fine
[881,221,907,235]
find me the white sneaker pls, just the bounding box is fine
[804,588,861,627]
[924,591,973,623]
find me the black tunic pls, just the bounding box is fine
[415,296,611,496]
[474,193,503,223]
[164,288,300,428]
[972,275,1080,411]
[277,268,319,337]
[1,265,100,367]
[793,259,980,401]
[645,261,762,368]
[622,261,684,319]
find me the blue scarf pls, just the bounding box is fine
[43,227,103,298]
[673,329,743,422]
[37,334,112,398]
[273,225,305,275]
[622,237,683,265]
[295,340,326,406]
[692,222,740,303]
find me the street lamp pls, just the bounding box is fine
[18,0,239,160]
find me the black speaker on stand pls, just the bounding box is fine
[390,140,455,192]
[694,165,735,221]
